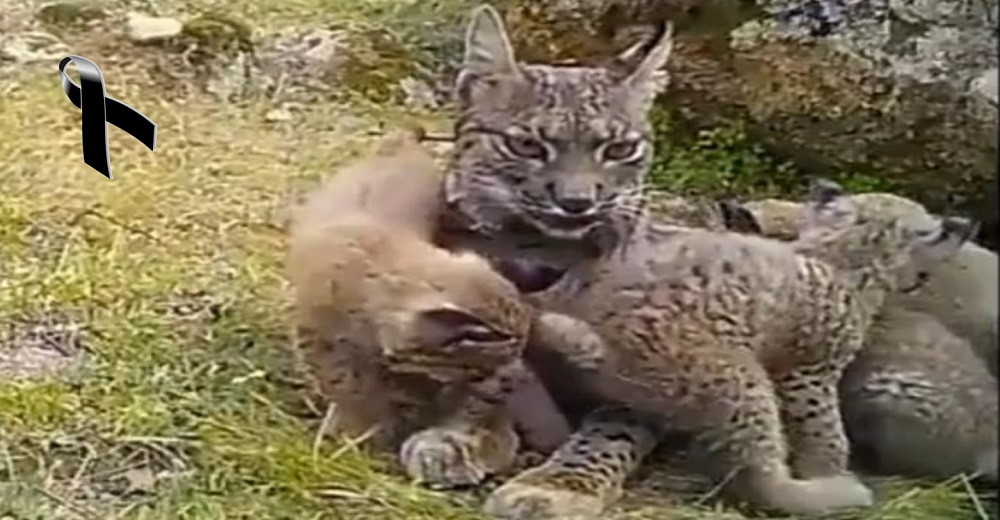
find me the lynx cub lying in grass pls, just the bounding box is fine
[287,130,602,488]
[721,193,997,481]
[485,180,974,518]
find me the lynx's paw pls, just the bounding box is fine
[400,422,517,489]
[400,427,489,489]
[534,312,606,370]
[749,472,874,516]
[482,466,614,520]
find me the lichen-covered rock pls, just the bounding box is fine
[491,0,998,247]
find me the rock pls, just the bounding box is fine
[400,76,440,109]
[493,0,999,248]
[255,28,347,100]
[0,30,69,66]
[125,12,183,43]
[973,67,998,106]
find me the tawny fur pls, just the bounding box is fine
[436,7,876,518]
[723,193,997,482]
[841,307,997,481]
[740,194,998,375]
[287,130,593,488]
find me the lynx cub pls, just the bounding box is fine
[721,193,997,481]
[732,194,998,375]
[287,130,598,488]
[483,180,974,519]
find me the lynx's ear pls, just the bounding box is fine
[800,178,856,235]
[413,304,512,347]
[463,6,518,74]
[719,200,763,235]
[618,22,674,112]
[809,178,845,207]
[919,216,978,259]
[455,6,522,107]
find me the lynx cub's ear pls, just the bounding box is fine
[719,200,763,235]
[917,216,978,261]
[415,305,512,346]
[619,21,675,112]
[800,177,856,236]
[810,178,845,207]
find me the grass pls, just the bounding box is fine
[0,0,993,519]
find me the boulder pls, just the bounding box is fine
[491,0,998,248]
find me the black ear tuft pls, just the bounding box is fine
[809,178,844,206]
[719,200,763,235]
[940,216,979,244]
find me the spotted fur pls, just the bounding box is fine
[483,180,974,519]
[723,192,996,481]
[287,129,604,489]
[735,193,998,375]
[437,5,672,270]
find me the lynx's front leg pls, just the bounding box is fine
[483,408,658,520]
[775,307,866,478]
[400,361,529,489]
[774,368,852,478]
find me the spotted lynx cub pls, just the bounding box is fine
[287,130,601,488]
[484,180,974,518]
[722,193,997,481]
[734,194,998,376]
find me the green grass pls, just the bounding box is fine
[0,0,992,519]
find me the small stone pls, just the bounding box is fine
[126,12,183,43]
[972,68,998,106]
[400,76,439,109]
[264,107,293,122]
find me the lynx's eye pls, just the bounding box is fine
[599,139,642,163]
[502,133,549,161]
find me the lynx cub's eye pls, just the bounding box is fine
[599,139,642,163]
[502,133,549,161]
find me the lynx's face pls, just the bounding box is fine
[794,180,976,295]
[445,6,674,242]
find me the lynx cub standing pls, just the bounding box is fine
[287,130,599,488]
[721,193,997,481]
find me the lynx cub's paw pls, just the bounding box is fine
[400,427,491,489]
[482,465,614,520]
[535,312,606,370]
[753,473,875,516]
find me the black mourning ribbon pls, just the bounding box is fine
[58,55,157,179]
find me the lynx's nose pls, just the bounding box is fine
[554,196,596,215]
